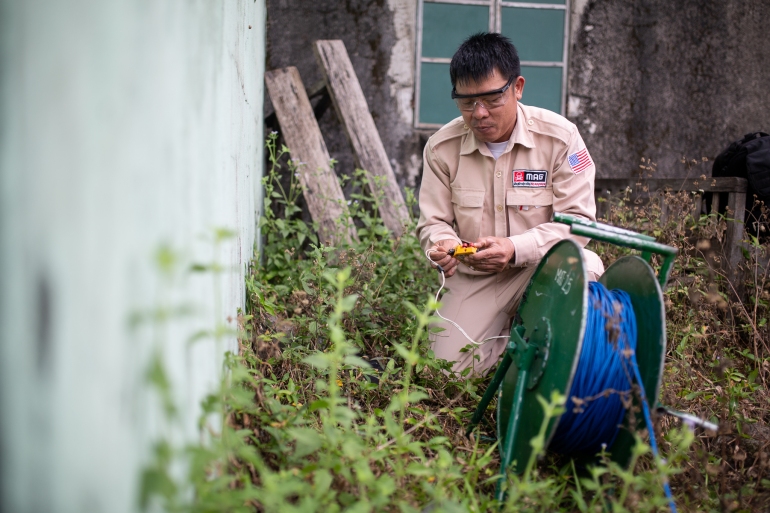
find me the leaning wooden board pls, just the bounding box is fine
[314,40,410,238]
[265,67,358,245]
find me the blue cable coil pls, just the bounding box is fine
[549,281,677,512]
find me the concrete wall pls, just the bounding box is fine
[569,0,770,178]
[0,1,265,512]
[265,0,424,191]
[266,0,770,189]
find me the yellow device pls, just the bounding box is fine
[450,243,477,257]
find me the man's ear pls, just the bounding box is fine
[515,76,525,100]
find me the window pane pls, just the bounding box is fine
[501,7,565,62]
[422,2,490,58]
[520,66,562,113]
[419,62,459,125]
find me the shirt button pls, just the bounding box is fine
[496,172,502,178]
[496,205,503,212]
[527,119,534,125]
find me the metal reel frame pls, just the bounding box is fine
[466,214,676,500]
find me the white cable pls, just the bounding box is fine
[425,248,510,346]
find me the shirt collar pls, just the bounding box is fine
[459,103,536,156]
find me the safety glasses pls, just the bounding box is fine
[451,75,515,112]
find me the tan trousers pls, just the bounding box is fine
[430,251,603,376]
[430,266,537,376]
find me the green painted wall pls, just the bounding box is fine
[0,1,266,511]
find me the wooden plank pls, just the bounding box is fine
[594,176,750,279]
[264,81,329,126]
[595,177,748,194]
[265,67,357,245]
[314,39,410,238]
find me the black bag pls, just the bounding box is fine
[712,131,770,202]
[712,132,770,236]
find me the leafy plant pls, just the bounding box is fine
[138,146,770,512]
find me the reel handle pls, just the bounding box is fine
[553,212,678,288]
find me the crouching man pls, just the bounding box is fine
[417,32,604,375]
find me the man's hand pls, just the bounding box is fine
[427,239,460,277]
[465,237,515,273]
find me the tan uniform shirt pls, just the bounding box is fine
[417,103,597,274]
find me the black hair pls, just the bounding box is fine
[449,32,520,87]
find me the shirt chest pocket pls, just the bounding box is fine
[506,189,554,235]
[451,188,485,242]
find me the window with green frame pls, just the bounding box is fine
[415,0,569,128]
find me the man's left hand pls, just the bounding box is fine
[464,237,515,273]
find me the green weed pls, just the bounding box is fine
[138,142,769,512]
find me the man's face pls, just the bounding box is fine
[454,69,525,144]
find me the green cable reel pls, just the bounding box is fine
[467,213,678,500]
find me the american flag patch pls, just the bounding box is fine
[568,149,593,174]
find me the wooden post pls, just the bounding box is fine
[710,192,721,216]
[725,189,747,275]
[314,39,411,238]
[265,67,358,245]
[693,195,702,218]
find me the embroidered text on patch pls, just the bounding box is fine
[512,170,548,188]
[568,149,593,174]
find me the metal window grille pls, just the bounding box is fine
[414,0,570,129]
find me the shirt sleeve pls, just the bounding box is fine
[507,127,597,265]
[416,141,462,252]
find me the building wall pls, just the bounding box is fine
[265,0,424,191]
[267,0,770,189]
[569,0,770,178]
[0,1,265,512]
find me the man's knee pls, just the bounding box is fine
[584,249,605,279]
[430,330,507,376]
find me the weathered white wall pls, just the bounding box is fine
[0,1,265,512]
[387,0,423,188]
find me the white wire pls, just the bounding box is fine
[425,248,510,346]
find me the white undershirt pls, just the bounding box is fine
[486,140,508,160]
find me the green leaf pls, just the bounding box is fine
[340,294,358,312]
[407,391,428,403]
[154,245,178,276]
[303,353,331,370]
[405,463,433,476]
[391,342,419,365]
[213,227,236,241]
[286,427,323,459]
[312,468,333,497]
[684,390,704,400]
[342,355,370,368]
[309,399,331,411]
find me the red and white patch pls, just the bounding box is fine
[512,169,548,188]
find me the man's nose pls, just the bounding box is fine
[471,102,489,117]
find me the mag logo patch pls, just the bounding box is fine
[512,170,548,188]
